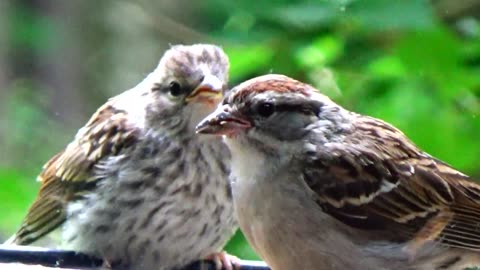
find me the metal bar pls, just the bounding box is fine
[0,246,271,270]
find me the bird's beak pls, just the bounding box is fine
[196,105,251,136]
[185,74,224,104]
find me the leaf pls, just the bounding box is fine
[0,168,36,234]
[367,55,407,79]
[224,44,275,82]
[395,29,472,101]
[267,2,340,30]
[295,35,344,68]
[347,0,435,31]
[224,231,261,260]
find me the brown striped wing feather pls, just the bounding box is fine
[12,101,139,245]
[303,115,480,252]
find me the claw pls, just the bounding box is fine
[205,251,241,270]
[101,259,112,270]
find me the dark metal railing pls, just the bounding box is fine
[0,245,271,270]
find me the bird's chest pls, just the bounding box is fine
[63,138,235,268]
[233,173,312,269]
[233,172,376,270]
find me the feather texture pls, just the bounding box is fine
[197,73,480,269]
[12,102,139,245]
[8,44,237,270]
[304,115,480,253]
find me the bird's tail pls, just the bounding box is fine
[3,234,18,245]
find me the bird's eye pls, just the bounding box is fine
[256,102,275,117]
[169,81,182,96]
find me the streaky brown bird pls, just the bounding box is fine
[7,44,238,270]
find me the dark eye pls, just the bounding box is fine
[169,81,182,96]
[256,102,275,117]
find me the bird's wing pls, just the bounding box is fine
[11,101,140,245]
[303,115,480,253]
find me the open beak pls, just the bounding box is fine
[185,74,224,104]
[196,105,251,136]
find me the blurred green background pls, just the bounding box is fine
[0,0,479,262]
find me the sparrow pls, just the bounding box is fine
[196,74,480,270]
[7,44,238,270]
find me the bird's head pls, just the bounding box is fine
[144,44,229,134]
[196,74,350,156]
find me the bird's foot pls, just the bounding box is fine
[101,259,113,269]
[205,251,241,270]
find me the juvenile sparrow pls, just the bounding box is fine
[197,74,480,270]
[7,44,238,270]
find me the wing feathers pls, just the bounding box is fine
[305,115,480,253]
[10,102,139,245]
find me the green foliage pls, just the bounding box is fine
[9,2,56,52]
[0,168,36,235]
[225,231,261,260]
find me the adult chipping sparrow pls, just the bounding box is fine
[7,44,238,270]
[196,74,480,270]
